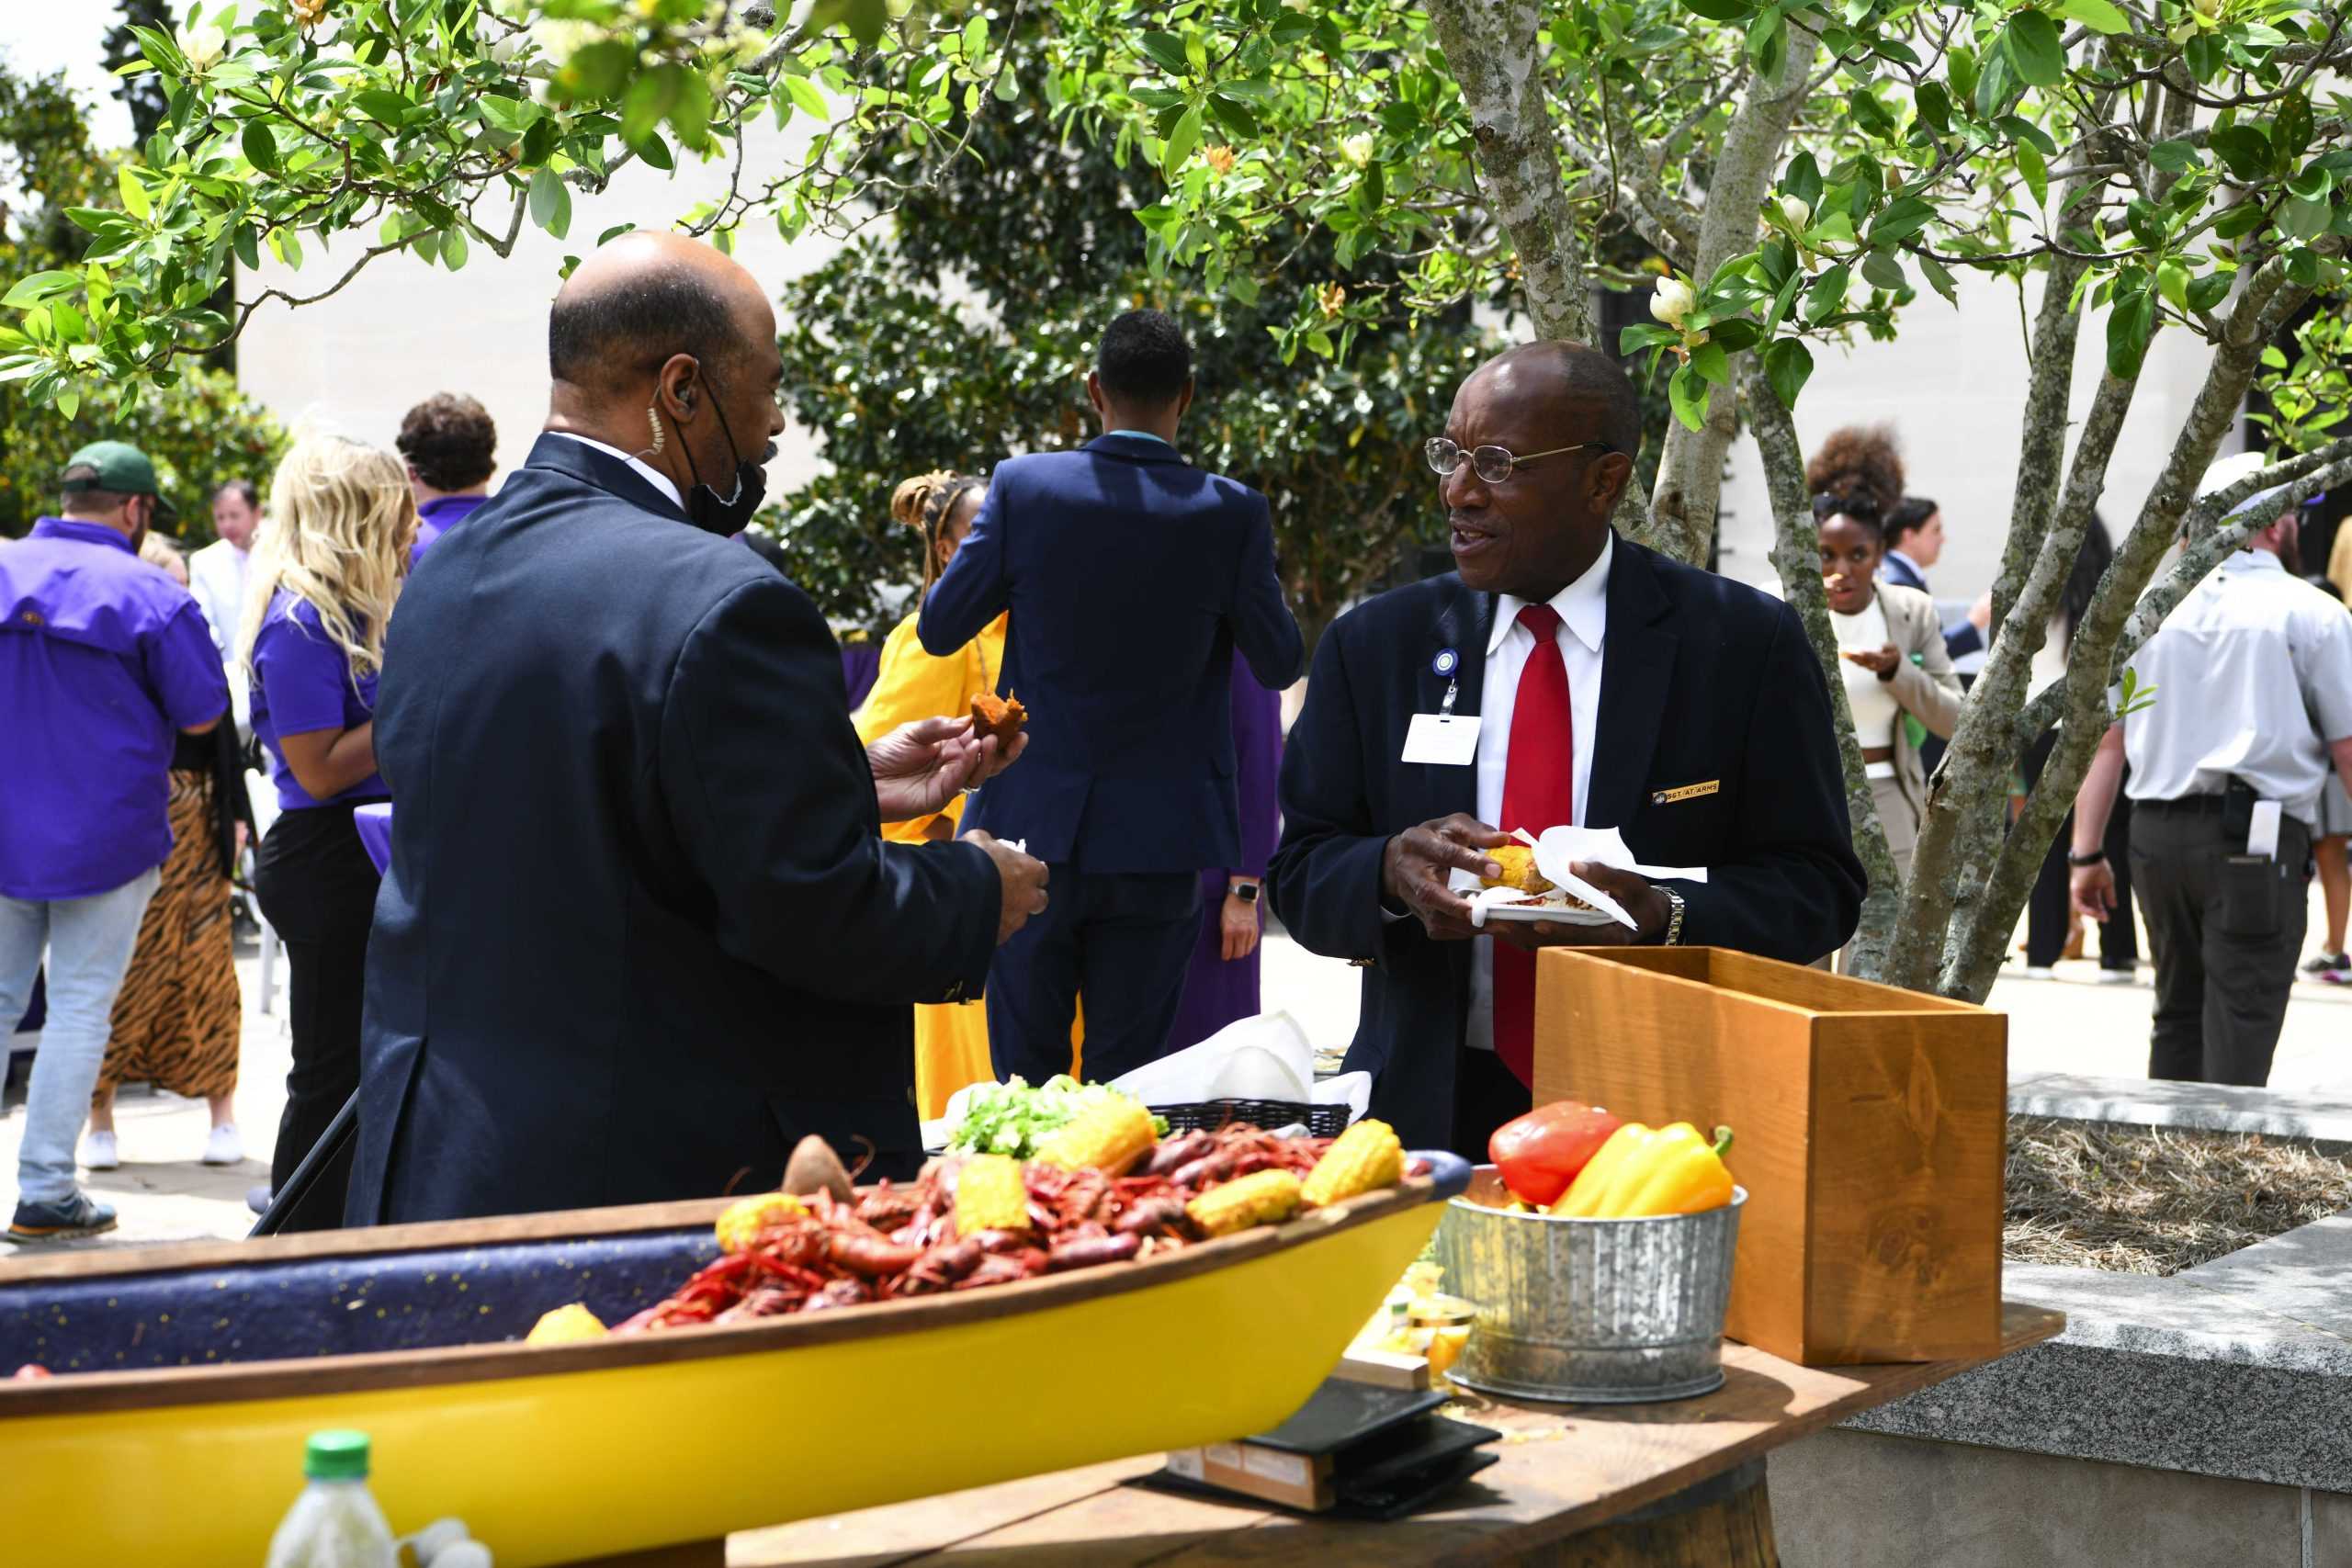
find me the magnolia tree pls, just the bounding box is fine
[9,0,2352,997]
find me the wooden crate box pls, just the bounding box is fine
[1532,947,2006,1366]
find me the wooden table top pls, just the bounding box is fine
[728,1300,2063,1566]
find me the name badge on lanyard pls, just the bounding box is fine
[1402,648,1480,765]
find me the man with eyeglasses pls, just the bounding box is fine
[1269,342,1864,1156]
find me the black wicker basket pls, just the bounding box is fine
[1151,1098,1351,1138]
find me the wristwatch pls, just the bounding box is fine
[1657,886,1687,946]
[1229,880,1261,904]
[2066,850,2107,868]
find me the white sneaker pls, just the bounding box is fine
[202,1123,243,1167]
[82,1131,119,1170]
[2094,968,2137,986]
[2018,966,2056,980]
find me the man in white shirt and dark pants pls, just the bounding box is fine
[187,479,261,730]
[2072,454,2352,1085]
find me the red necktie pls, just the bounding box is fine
[1492,602,1575,1087]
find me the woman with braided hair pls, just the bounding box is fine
[853,471,1010,1117]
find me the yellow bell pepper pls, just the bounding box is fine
[1547,1122,1735,1218]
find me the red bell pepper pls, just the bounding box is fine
[1489,1100,1624,1207]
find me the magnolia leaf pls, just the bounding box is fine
[2106,290,2156,378]
[1680,0,1754,19]
[528,167,571,240]
[2155,258,2190,310]
[2055,0,2129,33]
[2149,140,2200,174]
[1667,361,1711,430]
[2186,273,2233,310]
[1690,338,1731,386]
[2004,11,2065,89]
[240,120,278,173]
[2017,138,2048,209]
[2208,125,2272,180]
[1917,251,1959,304]
[0,271,81,310]
[117,165,151,221]
[1137,32,1193,77]
[1762,337,1814,409]
[1162,104,1204,179]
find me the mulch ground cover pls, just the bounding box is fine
[2003,1114,2352,1276]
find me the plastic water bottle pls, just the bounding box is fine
[264,1430,397,1568]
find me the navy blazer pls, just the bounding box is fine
[348,435,1001,1224]
[1878,552,1984,659]
[918,434,1304,874]
[1268,538,1864,1152]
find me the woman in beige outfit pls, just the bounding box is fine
[1815,497,1962,880]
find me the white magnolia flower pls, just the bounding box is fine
[181,23,228,73]
[1340,133,1375,168]
[1778,195,1813,231]
[533,17,604,62]
[1649,276,1697,327]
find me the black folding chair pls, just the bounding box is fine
[247,1090,358,1237]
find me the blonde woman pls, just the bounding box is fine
[238,436,415,1227]
[85,535,252,1171]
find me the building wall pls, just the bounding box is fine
[233,125,842,502]
[1713,268,2231,600]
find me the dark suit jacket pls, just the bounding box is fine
[1268,537,1865,1152]
[347,435,1001,1224]
[918,434,1304,873]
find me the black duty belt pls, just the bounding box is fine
[2137,795,2227,813]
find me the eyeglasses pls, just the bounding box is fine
[1424,437,1612,484]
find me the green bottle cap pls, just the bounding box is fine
[304,1429,371,1481]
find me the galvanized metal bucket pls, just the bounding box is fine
[1434,1167,1747,1404]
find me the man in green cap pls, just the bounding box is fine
[0,441,229,1241]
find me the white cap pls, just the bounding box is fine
[2196,450,2292,519]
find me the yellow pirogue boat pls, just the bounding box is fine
[0,1151,1466,1565]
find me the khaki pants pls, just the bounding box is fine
[1871,773,1919,884]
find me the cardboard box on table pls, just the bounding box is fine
[1533,947,2006,1366]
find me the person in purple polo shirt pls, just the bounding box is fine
[235,434,417,1229]
[394,392,497,568]
[0,441,230,1241]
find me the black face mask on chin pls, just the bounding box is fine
[676,367,775,536]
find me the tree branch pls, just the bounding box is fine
[1636,16,1820,567]
[1747,360,1903,975]
[1425,0,1594,341]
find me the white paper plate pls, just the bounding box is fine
[1473,897,1619,926]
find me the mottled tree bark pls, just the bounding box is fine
[1636,19,1820,568]
[1426,0,1594,343]
[1748,361,1901,972]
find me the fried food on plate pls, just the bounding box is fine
[1479,843,1553,894]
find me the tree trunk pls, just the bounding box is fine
[1636,19,1819,569]
[1747,362,1901,971]
[1924,252,2325,1001]
[1425,0,1594,343]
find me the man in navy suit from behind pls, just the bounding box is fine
[922,310,1305,1084]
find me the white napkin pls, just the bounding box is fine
[1448,826,1709,931]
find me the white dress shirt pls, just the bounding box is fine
[2121,548,2352,829]
[1465,534,1611,1053]
[550,431,684,512]
[187,536,252,732]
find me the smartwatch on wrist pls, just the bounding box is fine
[1229,880,1261,904]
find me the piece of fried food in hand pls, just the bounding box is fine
[971,691,1028,745]
[1479,843,1553,894]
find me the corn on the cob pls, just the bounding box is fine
[1035,1096,1159,1176]
[714,1191,804,1254]
[1302,1119,1404,1207]
[1185,1168,1304,1237]
[955,1153,1033,1234]
[524,1303,607,1345]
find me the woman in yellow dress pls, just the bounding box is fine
[854,471,1007,1118]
